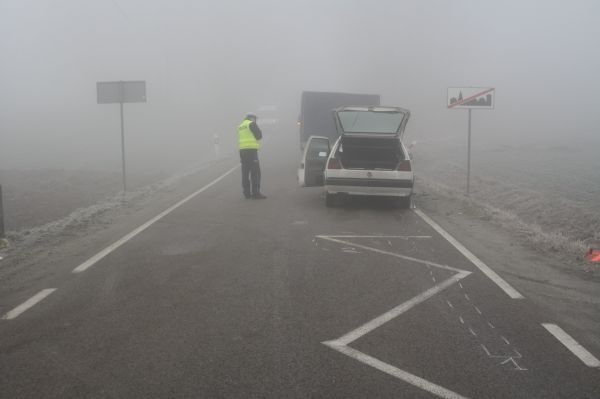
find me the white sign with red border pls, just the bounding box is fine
[447,87,495,109]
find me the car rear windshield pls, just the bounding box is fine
[338,111,403,134]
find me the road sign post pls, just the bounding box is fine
[0,184,5,239]
[447,87,495,196]
[97,81,146,193]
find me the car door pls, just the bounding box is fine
[298,135,330,187]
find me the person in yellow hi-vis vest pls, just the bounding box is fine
[238,112,266,199]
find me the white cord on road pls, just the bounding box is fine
[2,289,57,320]
[73,165,239,273]
[542,323,600,368]
[413,208,524,299]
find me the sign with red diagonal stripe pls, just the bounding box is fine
[448,87,495,109]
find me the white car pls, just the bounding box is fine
[298,106,413,207]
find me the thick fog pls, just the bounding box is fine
[1,0,599,174]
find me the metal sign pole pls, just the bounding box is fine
[97,80,146,194]
[0,184,5,239]
[467,108,472,196]
[118,80,127,193]
[120,100,126,193]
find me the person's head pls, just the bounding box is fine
[245,112,257,122]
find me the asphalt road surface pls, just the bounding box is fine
[1,149,599,398]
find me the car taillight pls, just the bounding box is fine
[397,160,412,171]
[327,158,342,169]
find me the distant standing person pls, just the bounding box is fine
[238,112,266,199]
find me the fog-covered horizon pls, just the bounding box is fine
[2,0,599,172]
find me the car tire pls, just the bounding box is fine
[325,193,335,207]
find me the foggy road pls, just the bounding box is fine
[0,155,598,399]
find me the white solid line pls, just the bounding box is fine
[2,289,57,320]
[323,342,469,399]
[335,273,469,346]
[542,323,600,368]
[317,236,466,273]
[72,165,239,273]
[321,235,432,239]
[413,209,524,299]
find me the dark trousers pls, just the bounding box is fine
[240,149,261,196]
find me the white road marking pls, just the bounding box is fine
[542,323,600,368]
[488,321,496,329]
[459,316,465,324]
[474,306,482,315]
[432,276,437,283]
[464,293,470,301]
[458,282,463,289]
[72,165,239,273]
[413,209,524,299]
[2,289,57,320]
[320,235,432,239]
[319,237,472,398]
[481,344,491,356]
[446,300,454,309]
[334,273,470,346]
[317,236,466,273]
[323,342,469,399]
[500,335,510,345]
[468,327,477,337]
[480,345,527,370]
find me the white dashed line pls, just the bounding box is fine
[542,323,600,368]
[468,327,478,336]
[474,306,482,315]
[488,321,496,329]
[464,293,471,301]
[459,316,465,324]
[2,289,57,320]
[446,300,454,309]
[414,209,524,299]
[500,335,511,345]
[72,165,239,273]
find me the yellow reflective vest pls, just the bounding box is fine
[238,119,260,150]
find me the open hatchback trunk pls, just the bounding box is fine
[338,135,404,170]
[334,106,410,170]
